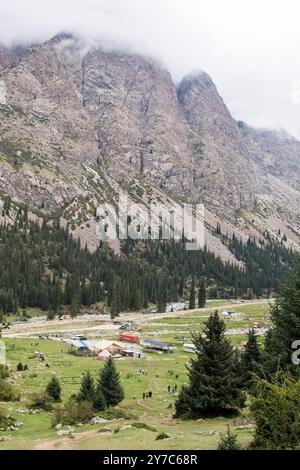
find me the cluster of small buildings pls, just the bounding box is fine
[69,331,173,359]
[70,338,144,360]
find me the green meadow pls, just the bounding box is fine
[0,301,269,450]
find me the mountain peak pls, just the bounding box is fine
[49,32,75,44]
[177,70,213,96]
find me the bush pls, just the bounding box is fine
[52,399,94,426]
[29,392,53,411]
[250,371,300,450]
[0,379,20,402]
[0,365,9,379]
[217,426,240,450]
[132,422,157,432]
[96,408,137,421]
[46,376,61,402]
[156,432,170,441]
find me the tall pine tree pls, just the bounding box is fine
[198,280,206,308]
[263,259,300,378]
[241,329,261,388]
[98,358,124,407]
[77,372,95,403]
[189,277,196,310]
[175,311,245,418]
[157,277,167,313]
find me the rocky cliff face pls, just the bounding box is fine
[177,71,256,214]
[82,49,193,196]
[239,122,300,190]
[0,33,299,258]
[0,35,99,209]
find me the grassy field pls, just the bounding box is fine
[0,300,269,450]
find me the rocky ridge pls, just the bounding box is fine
[0,33,299,262]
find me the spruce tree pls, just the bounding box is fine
[189,277,196,310]
[263,260,300,377]
[110,281,121,319]
[217,426,240,450]
[241,329,261,388]
[77,371,95,403]
[94,385,107,412]
[175,311,245,418]
[98,358,124,407]
[250,371,300,450]
[46,376,62,402]
[157,278,167,313]
[198,280,206,308]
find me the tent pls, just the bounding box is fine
[94,340,123,354]
[97,350,111,361]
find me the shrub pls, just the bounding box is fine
[0,379,20,402]
[96,408,137,421]
[132,422,157,432]
[52,399,94,426]
[250,371,300,450]
[0,406,16,430]
[46,376,61,402]
[29,392,53,411]
[217,426,240,450]
[156,432,170,441]
[0,365,9,379]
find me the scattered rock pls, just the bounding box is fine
[235,424,255,430]
[98,427,111,433]
[120,425,132,431]
[90,417,110,425]
[57,426,74,437]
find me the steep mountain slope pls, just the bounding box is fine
[0,33,299,262]
[177,71,256,215]
[239,122,300,189]
[237,122,300,245]
[82,48,192,196]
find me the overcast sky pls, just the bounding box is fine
[1,0,299,138]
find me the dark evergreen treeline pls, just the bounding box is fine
[0,206,296,314]
[228,233,295,295]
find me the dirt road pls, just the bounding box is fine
[3,300,270,339]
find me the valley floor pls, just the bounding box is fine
[0,299,270,450]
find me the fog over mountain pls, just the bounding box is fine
[0,0,299,138]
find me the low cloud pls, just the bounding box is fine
[1,0,299,138]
